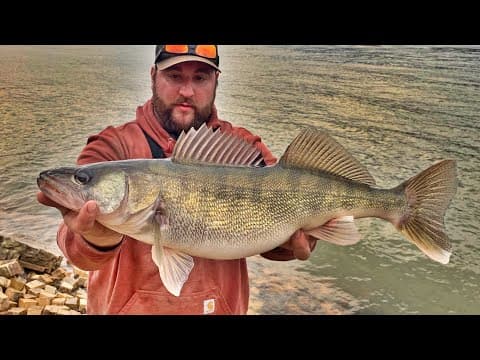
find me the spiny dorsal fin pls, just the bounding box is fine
[279,127,376,186]
[171,123,264,167]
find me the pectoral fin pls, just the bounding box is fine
[307,216,361,246]
[152,244,194,297]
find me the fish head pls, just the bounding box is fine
[37,163,127,216]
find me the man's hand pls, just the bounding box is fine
[37,192,123,249]
[280,230,317,260]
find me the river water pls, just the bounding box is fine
[0,45,478,314]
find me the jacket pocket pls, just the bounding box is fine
[118,288,233,315]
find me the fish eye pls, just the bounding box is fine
[73,171,91,185]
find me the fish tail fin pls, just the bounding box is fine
[395,159,457,264]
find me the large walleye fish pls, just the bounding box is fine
[37,124,457,296]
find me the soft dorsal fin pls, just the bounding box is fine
[171,123,264,167]
[279,127,376,186]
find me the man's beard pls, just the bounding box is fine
[151,88,214,139]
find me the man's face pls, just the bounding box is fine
[151,61,218,137]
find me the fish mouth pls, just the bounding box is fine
[37,169,84,211]
[38,170,61,192]
[37,171,63,198]
[37,171,65,203]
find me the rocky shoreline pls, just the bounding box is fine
[0,258,87,315]
[0,235,87,315]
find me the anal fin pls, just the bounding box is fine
[307,216,361,246]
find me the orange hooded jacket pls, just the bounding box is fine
[57,99,296,314]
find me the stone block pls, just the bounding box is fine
[0,276,11,289]
[26,306,44,315]
[25,279,45,290]
[0,292,9,311]
[18,298,37,309]
[37,296,52,307]
[9,277,26,291]
[7,307,27,315]
[51,297,66,306]
[0,259,24,277]
[5,287,23,302]
[65,297,79,311]
[44,284,57,295]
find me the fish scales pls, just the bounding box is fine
[141,161,406,256]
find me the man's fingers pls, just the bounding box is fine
[63,201,97,234]
[292,230,312,260]
[74,201,98,233]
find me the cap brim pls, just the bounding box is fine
[155,55,220,72]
